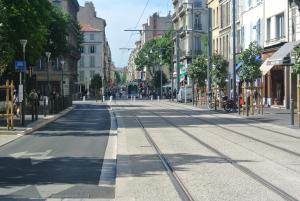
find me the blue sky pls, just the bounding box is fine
[77,0,172,68]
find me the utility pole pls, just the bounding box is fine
[207,8,212,104]
[232,0,237,104]
[176,32,180,97]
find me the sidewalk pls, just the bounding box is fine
[166,100,299,128]
[0,106,74,148]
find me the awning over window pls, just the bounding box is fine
[260,40,300,76]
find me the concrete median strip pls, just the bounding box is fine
[98,104,118,187]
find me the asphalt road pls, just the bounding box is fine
[0,103,115,200]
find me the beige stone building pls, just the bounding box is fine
[172,0,208,87]
[77,1,113,93]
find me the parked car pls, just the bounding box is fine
[177,87,193,103]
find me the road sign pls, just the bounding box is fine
[15,60,26,72]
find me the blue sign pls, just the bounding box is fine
[15,60,26,72]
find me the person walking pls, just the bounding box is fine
[29,89,39,121]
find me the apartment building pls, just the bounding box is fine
[141,12,172,46]
[77,24,104,94]
[77,1,113,93]
[259,0,292,108]
[34,0,80,97]
[240,0,263,50]
[172,0,208,87]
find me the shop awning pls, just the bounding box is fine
[260,41,300,75]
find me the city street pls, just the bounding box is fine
[0,102,116,200]
[113,100,300,201]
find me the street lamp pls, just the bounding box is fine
[60,59,65,108]
[45,52,51,96]
[20,39,27,126]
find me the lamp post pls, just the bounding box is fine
[60,59,65,108]
[45,52,51,114]
[20,39,27,126]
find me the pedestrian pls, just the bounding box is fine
[29,89,39,121]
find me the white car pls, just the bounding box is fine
[177,87,193,103]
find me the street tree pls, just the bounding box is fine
[134,39,158,79]
[90,74,102,96]
[189,55,207,88]
[115,71,121,85]
[210,54,228,89]
[0,0,14,76]
[293,45,300,74]
[238,42,262,83]
[152,70,167,91]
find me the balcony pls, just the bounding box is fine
[172,12,178,22]
[265,36,287,47]
[178,4,185,17]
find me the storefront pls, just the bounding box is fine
[260,41,300,109]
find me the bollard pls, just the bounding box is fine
[246,97,249,117]
[158,96,160,102]
[110,96,112,102]
[134,96,136,102]
[151,95,153,101]
[238,96,241,115]
[83,96,86,102]
[103,96,105,102]
[291,99,295,126]
[131,96,133,101]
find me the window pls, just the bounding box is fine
[276,13,284,39]
[194,36,201,54]
[256,19,261,44]
[248,0,252,7]
[79,71,84,82]
[267,18,271,40]
[89,46,96,54]
[89,56,95,67]
[194,15,202,30]
[80,56,84,67]
[90,70,95,78]
[80,46,85,53]
[90,33,94,40]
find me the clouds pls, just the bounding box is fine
[78,0,172,67]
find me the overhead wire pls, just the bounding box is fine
[119,0,150,66]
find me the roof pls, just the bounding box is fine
[80,24,102,32]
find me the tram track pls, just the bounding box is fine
[120,101,299,201]
[162,101,300,140]
[150,101,300,158]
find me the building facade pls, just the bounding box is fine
[172,0,208,87]
[78,24,104,94]
[141,12,173,46]
[77,1,113,93]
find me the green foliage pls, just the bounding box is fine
[156,30,174,71]
[152,70,167,90]
[292,45,300,74]
[134,30,174,79]
[189,55,207,88]
[210,54,228,89]
[115,71,121,85]
[238,42,262,82]
[90,74,102,91]
[0,0,82,76]
[2,0,51,64]
[134,39,159,78]
[122,72,127,84]
[47,7,70,58]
